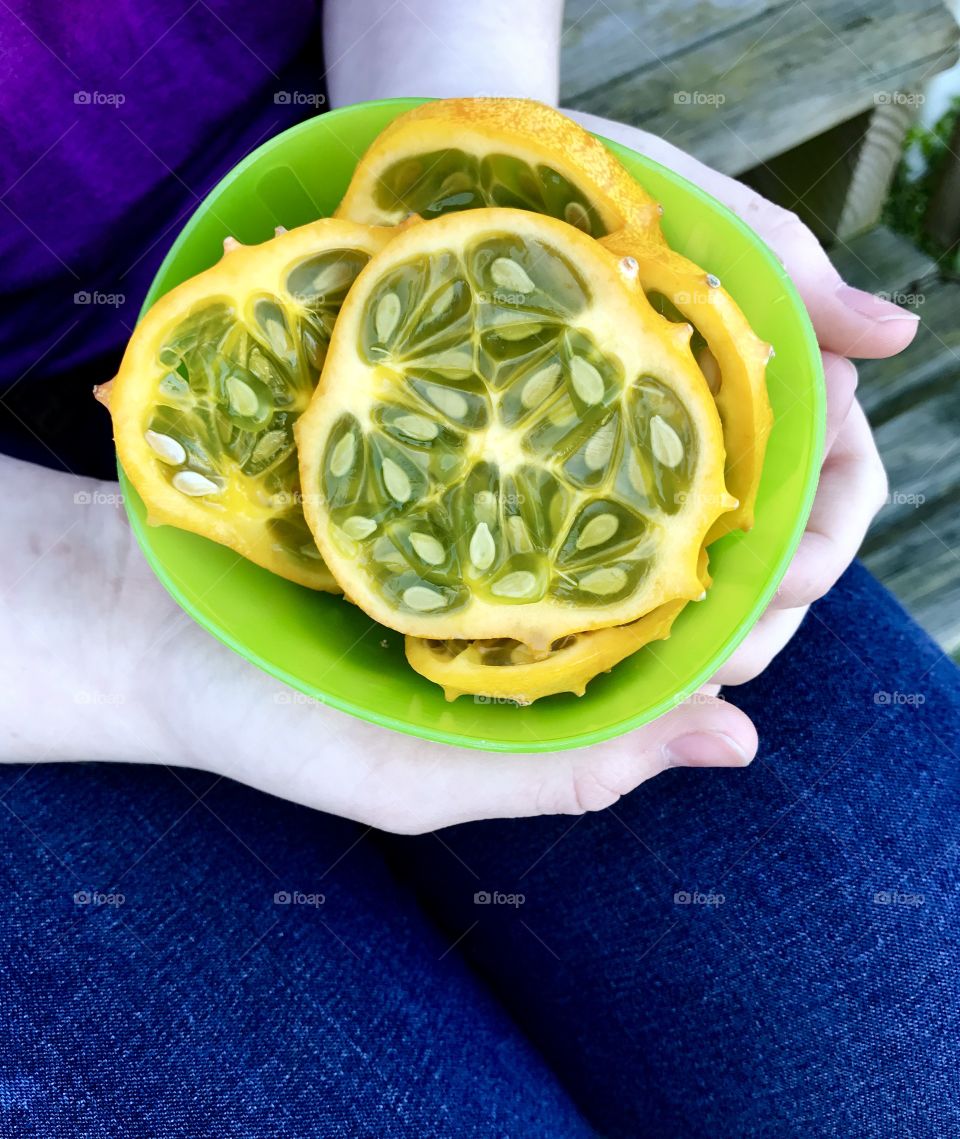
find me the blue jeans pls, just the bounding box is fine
[1,563,957,1138]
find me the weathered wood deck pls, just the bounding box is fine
[561,0,958,177]
[832,228,959,656]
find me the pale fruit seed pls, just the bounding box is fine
[469,522,496,571]
[578,566,627,595]
[172,470,219,497]
[507,515,532,553]
[382,457,412,502]
[375,292,402,342]
[403,585,447,612]
[251,429,288,465]
[570,356,604,405]
[650,415,684,468]
[330,432,356,478]
[576,513,619,550]
[226,375,259,417]
[144,430,186,466]
[343,516,377,540]
[410,532,445,565]
[564,201,591,232]
[521,363,561,410]
[492,571,537,598]
[429,387,469,420]
[584,420,615,471]
[395,413,438,441]
[490,257,535,294]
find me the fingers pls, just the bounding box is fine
[564,112,919,360]
[773,400,887,610]
[344,692,757,833]
[711,604,808,687]
[758,212,920,359]
[822,352,858,453]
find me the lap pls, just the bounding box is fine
[0,763,587,1138]
[2,564,955,1137]
[389,564,960,1137]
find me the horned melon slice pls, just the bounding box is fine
[335,97,662,239]
[296,208,733,645]
[406,549,712,703]
[337,97,770,540]
[96,219,392,590]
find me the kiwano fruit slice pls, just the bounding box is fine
[406,597,685,704]
[405,550,712,703]
[296,208,733,646]
[335,96,662,240]
[96,219,391,590]
[337,97,772,539]
[599,232,772,539]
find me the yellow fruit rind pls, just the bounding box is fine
[406,549,712,702]
[297,209,733,645]
[336,97,663,240]
[599,232,772,538]
[98,218,394,590]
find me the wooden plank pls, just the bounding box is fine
[863,494,960,654]
[853,281,959,422]
[561,0,770,98]
[829,225,937,294]
[819,227,960,651]
[869,396,960,536]
[561,0,958,176]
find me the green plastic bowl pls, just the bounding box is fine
[121,97,824,753]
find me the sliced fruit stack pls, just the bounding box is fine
[99,98,773,705]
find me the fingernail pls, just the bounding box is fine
[663,732,751,768]
[835,284,920,324]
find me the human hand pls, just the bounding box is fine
[140,552,756,834]
[95,122,916,833]
[569,111,918,688]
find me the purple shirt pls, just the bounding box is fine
[0,1,325,469]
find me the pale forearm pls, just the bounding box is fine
[323,0,563,107]
[0,456,176,764]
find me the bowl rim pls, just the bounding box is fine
[122,96,825,753]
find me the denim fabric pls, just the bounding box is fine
[1,561,957,1138]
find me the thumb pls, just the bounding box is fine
[360,690,757,833]
[761,212,920,360]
